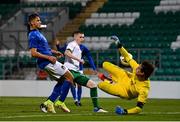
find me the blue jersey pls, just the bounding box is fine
[56,43,96,71]
[28,29,52,69]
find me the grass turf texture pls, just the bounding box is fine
[0,97,180,121]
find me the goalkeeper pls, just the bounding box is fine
[98,36,154,115]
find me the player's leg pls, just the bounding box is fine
[102,61,127,82]
[62,70,74,85]
[77,84,82,106]
[98,73,112,81]
[49,62,74,112]
[40,61,73,113]
[98,80,128,98]
[47,82,63,103]
[70,84,78,105]
[71,83,82,106]
[40,82,63,113]
[86,79,108,112]
[54,81,71,112]
[40,73,64,113]
[45,61,74,84]
[71,70,107,112]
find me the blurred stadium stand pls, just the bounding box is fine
[0,0,180,81]
[78,0,180,81]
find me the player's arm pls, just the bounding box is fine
[56,42,67,53]
[30,48,57,64]
[111,36,139,69]
[116,101,144,115]
[51,49,59,54]
[64,49,84,64]
[127,101,144,114]
[127,87,149,114]
[120,47,139,69]
[51,49,63,58]
[116,88,148,115]
[124,70,133,77]
[125,89,148,114]
[82,45,97,71]
[29,34,57,64]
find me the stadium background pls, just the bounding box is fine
[0,0,180,121]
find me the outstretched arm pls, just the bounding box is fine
[127,102,143,114]
[30,48,57,64]
[115,101,143,115]
[111,36,139,69]
[65,49,85,64]
[116,88,148,115]
[81,45,97,71]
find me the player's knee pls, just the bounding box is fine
[64,71,74,84]
[86,80,97,88]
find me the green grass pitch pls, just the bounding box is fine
[0,97,180,121]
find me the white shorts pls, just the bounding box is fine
[44,61,68,80]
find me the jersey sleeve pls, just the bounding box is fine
[119,47,139,70]
[126,88,149,114]
[127,106,142,114]
[29,33,38,49]
[66,42,75,52]
[129,59,139,71]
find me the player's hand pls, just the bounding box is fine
[55,38,60,45]
[93,70,98,75]
[115,106,127,115]
[79,59,85,64]
[56,51,64,58]
[48,56,57,64]
[110,35,122,48]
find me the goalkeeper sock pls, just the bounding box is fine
[90,87,99,108]
[48,82,62,102]
[59,80,71,102]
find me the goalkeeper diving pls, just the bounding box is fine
[98,36,155,115]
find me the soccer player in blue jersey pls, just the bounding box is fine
[56,40,97,107]
[27,13,74,113]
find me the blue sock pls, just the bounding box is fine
[48,82,63,102]
[77,85,82,102]
[59,80,71,102]
[70,85,77,101]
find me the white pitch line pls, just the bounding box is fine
[0,113,94,119]
[1,112,180,119]
[141,112,180,115]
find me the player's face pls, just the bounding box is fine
[30,17,41,29]
[136,64,144,77]
[75,33,85,44]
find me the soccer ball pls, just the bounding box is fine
[120,53,133,66]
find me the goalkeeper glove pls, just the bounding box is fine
[115,106,127,115]
[110,35,122,48]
